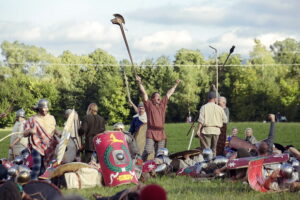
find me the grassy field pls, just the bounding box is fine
[1,122,300,199]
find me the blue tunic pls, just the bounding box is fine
[129,116,144,136]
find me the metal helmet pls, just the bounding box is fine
[16,171,31,185]
[202,148,213,161]
[213,156,229,168]
[155,163,167,173]
[280,163,293,178]
[13,155,24,165]
[292,159,300,168]
[113,122,125,131]
[16,108,25,118]
[17,165,31,174]
[7,165,18,177]
[37,99,50,109]
[156,148,169,157]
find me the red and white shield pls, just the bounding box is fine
[93,131,138,187]
[142,160,157,173]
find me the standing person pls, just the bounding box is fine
[23,99,58,180]
[216,96,229,155]
[196,91,228,156]
[8,109,27,160]
[128,102,147,136]
[136,75,180,161]
[79,103,105,163]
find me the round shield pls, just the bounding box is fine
[229,136,256,151]
[50,162,92,179]
[23,180,62,200]
[135,124,147,155]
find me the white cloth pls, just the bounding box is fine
[133,112,147,123]
[64,167,103,189]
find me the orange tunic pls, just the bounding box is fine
[143,96,168,142]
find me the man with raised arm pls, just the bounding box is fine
[136,75,180,161]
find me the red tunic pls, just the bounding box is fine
[143,96,168,141]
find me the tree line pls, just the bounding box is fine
[0,38,299,127]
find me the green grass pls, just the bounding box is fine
[1,122,300,199]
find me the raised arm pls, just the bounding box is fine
[166,79,181,99]
[129,99,138,114]
[136,75,148,102]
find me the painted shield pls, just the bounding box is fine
[142,160,157,173]
[226,153,289,169]
[1,159,14,169]
[94,131,138,187]
[23,180,62,200]
[248,159,268,192]
[135,124,147,155]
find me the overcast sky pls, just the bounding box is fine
[0,0,299,62]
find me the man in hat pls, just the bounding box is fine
[23,99,58,180]
[136,75,181,161]
[196,91,228,156]
[8,109,27,160]
[129,102,147,136]
[79,103,106,163]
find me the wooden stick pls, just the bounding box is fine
[0,132,22,143]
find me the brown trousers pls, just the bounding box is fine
[200,133,219,156]
[216,124,227,156]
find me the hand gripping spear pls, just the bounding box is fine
[111,14,136,102]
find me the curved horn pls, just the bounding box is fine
[111,13,125,25]
[111,13,136,76]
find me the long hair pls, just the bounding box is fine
[86,103,98,115]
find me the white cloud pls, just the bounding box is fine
[134,30,192,52]
[257,33,293,49]
[62,21,120,42]
[209,31,254,55]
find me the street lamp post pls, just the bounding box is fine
[209,46,218,96]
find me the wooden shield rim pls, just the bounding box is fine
[169,149,202,159]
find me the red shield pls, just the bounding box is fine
[248,159,268,192]
[24,154,33,168]
[226,154,289,169]
[142,160,157,173]
[93,131,138,186]
[1,159,14,169]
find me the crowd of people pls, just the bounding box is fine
[0,75,299,200]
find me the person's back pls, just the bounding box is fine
[80,103,106,162]
[200,102,227,135]
[84,114,105,136]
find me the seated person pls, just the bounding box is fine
[227,127,238,142]
[113,122,140,159]
[128,101,147,136]
[244,128,258,145]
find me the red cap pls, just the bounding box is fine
[140,184,167,200]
